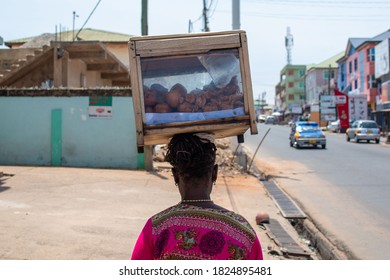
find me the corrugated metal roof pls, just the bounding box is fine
[366,29,390,43]
[7,28,131,44]
[307,51,344,71]
[349,38,368,48]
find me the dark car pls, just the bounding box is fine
[289,121,326,149]
[346,120,380,143]
[265,115,276,124]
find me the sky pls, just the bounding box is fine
[1,0,389,105]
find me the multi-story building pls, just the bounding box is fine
[336,38,367,93]
[0,29,131,88]
[374,38,390,134]
[274,29,390,126]
[275,64,306,118]
[305,52,343,105]
[304,52,343,125]
[337,29,390,118]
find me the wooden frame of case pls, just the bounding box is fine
[129,30,258,148]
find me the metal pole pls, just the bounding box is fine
[328,64,331,95]
[73,12,75,41]
[141,0,153,171]
[232,0,240,30]
[72,11,78,41]
[248,128,271,172]
[141,0,148,35]
[203,0,210,31]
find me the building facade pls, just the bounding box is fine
[0,29,131,88]
[275,64,306,117]
[337,30,390,121]
[0,29,146,169]
[304,53,343,125]
[374,38,390,134]
[305,52,343,105]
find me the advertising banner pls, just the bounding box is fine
[349,93,367,121]
[375,38,389,78]
[334,88,349,130]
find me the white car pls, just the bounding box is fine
[346,120,380,143]
[327,120,340,133]
[257,115,266,123]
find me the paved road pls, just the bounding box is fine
[0,165,314,260]
[240,123,390,259]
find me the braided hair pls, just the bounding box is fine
[165,133,217,180]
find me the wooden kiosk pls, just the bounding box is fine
[129,30,258,151]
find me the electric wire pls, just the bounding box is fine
[74,0,102,40]
[214,0,390,23]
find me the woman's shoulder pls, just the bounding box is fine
[151,203,256,236]
[152,203,249,221]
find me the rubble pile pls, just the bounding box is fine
[215,138,246,175]
[153,138,245,175]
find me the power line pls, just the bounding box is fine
[243,0,390,9]
[74,0,102,40]
[216,9,389,22]
[245,0,390,5]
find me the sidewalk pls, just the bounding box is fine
[0,165,314,260]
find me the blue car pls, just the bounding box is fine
[289,121,326,149]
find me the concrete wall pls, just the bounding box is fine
[0,92,139,169]
[0,48,40,62]
[106,43,129,68]
[67,59,112,88]
[67,58,87,87]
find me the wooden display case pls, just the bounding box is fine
[129,30,258,150]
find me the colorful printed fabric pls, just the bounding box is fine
[131,204,263,260]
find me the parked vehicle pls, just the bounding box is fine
[289,121,326,149]
[257,114,266,123]
[327,120,340,133]
[327,119,353,133]
[346,120,380,143]
[265,115,276,124]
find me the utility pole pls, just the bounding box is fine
[141,0,148,35]
[328,64,331,95]
[72,11,79,41]
[261,91,267,114]
[285,27,294,65]
[188,20,193,33]
[232,0,240,30]
[203,0,210,31]
[140,0,153,171]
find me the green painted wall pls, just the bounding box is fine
[51,109,62,166]
[0,96,139,169]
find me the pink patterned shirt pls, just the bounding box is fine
[131,204,263,260]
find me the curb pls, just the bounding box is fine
[236,142,349,260]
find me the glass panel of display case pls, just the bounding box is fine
[140,49,245,125]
